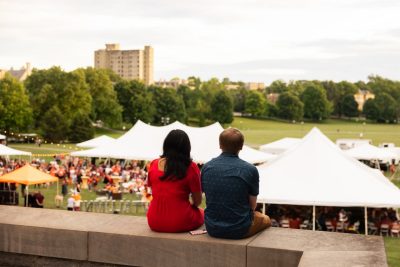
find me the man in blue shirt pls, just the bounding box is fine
[201,128,271,239]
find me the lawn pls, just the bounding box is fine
[385,237,400,267]
[230,117,400,148]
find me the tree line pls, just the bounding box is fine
[216,77,399,124]
[0,67,399,142]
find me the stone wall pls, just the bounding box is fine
[0,206,387,267]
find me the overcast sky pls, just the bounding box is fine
[1,0,400,83]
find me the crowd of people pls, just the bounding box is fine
[0,156,150,210]
[265,204,400,235]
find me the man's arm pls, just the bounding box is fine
[249,195,257,211]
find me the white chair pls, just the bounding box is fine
[336,221,345,232]
[281,219,290,228]
[353,221,360,234]
[271,219,280,227]
[380,224,390,236]
[325,221,335,232]
[300,220,310,230]
[368,222,378,235]
[391,224,400,237]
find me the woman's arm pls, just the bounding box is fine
[191,191,202,207]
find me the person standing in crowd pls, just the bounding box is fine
[147,129,204,232]
[202,128,271,239]
[61,179,68,197]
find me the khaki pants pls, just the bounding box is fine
[244,211,271,238]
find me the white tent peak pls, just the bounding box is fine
[76,135,115,148]
[345,143,399,163]
[72,121,275,164]
[257,127,400,207]
[0,144,31,156]
[259,137,301,155]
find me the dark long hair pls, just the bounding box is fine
[159,129,192,181]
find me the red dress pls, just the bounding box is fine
[147,159,204,232]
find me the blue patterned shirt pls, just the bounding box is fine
[201,152,259,239]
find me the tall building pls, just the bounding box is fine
[94,44,154,85]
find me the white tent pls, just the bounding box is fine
[345,143,399,164]
[76,135,115,148]
[257,127,400,208]
[259,137,301,155]
[0,144,31,156]
[0,134,5,140]
[71,120,275,164]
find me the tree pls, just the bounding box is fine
[266,102,278,117]
[78,68,122,128]
[40,106,69,141]
[363,99,379,121]
[115,80,155,124]
[301,84,331,120]
[266,80,288,94]
[177,85,192,109]
[0,74,32,131]
[229,88,247,113]
[375,93,398,122]
[151,87,186,124]
[367,75,400,120]
[341,94,359,118]
[287,80,306,96]
[244,91,266,117]
[210,90,233,124]
[321,81,357,117]
[25,67,92,141]
[276,92,304,121]
[363,94,398,122]
[68,115,95,143]
[187,76,202,90]
[187,88,210,126]
[368,75,400,101]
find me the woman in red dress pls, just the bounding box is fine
[147,129,204,232]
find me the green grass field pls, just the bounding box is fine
[5,117,400,266]
[230,117,400,148]
[385,237,400,267]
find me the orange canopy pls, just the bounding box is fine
[0,164,58,185]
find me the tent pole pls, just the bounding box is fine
[262,202,266,215]
[25,185,29,207]
[312,205,316,231]
[365,207,368,236]
[57,179,59,196]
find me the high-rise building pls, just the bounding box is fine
[94,44,154,85]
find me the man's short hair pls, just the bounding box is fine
[219,128,244,154]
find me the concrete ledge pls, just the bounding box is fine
[247,227,387,267]
[0,224,87,260]
[0,206,387,267]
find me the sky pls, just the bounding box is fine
[1,0,400,84]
